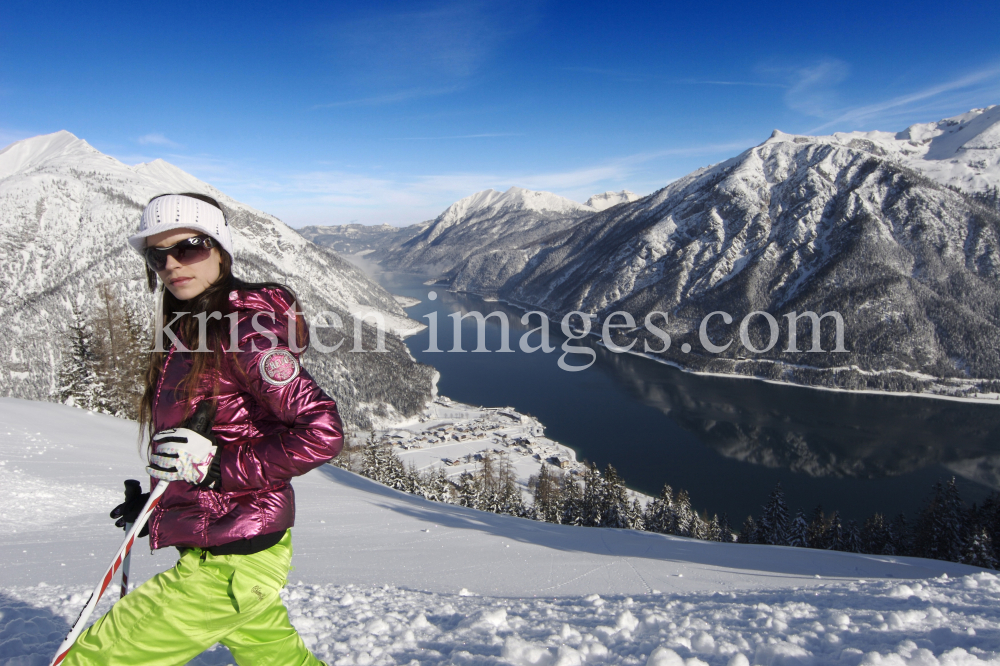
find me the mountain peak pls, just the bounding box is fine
[495,186,588,214]
[762,129,799,145]
[436,189,504,226]
[0,130,105,180]
[436,187,587,227]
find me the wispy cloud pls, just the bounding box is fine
[311,2,541,113]
[312,87,461,109]
[502,142,754,194]
[758,57,1000,133]
[111,149,266,192]
[561,66,630,75]
[106,136,756,228]
[560,66,646,83]
[564,70,789,88]
[160,153,246,181]
[137,133,181,148]
[325,1,539,86]
[239,139,755,226]
[809,65,1000,132]
[287,140,752,199]
[677,79,788,88]
[386,132,524,141]
[780,59,851,117]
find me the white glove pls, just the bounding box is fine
[147,428,218,486]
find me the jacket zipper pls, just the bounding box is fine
[152,345,176,424]
[149,345,175,553]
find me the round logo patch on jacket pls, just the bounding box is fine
[259,349,300,386]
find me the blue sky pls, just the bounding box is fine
[2,0,999,227]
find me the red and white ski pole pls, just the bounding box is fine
[120,522,133,598]
[48,480,169,666]
[50,401,214,666]
[118,478,143,599]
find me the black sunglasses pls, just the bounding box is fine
[144,235,217,272]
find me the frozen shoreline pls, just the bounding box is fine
[439,287,1000,408]
[364,394,597,501]
[615,343,1000,406]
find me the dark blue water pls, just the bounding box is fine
[375,271,1000,524]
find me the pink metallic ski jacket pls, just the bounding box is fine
[148,286,344,550]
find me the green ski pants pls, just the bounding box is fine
[63,530,325,666]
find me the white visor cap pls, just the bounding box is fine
[128,194,234,259]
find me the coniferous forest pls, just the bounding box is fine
[56,281,149,419]
[334,437,1000,570]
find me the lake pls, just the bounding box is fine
[372,270,1000,524]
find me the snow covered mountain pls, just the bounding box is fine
[371,187,596,276]
[2,398,995,665]
[821,105,1000,195]
[0,131,435,428]
[586,190,641,211]
[297,189,641,273]
[297,220,433,256]
[448,108,1000,395]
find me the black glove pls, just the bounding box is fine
[110,479,150,537]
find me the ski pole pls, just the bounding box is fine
[49,480,169,666]
[50,401,214,666]
[119,479,142,598]
[120,523,132,598]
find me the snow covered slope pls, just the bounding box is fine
[0,132,434,428]
[449,108,1000,396]
[1,399,997,666]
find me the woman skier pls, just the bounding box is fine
[63,193,342,665]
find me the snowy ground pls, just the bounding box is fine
[0,398,997,666]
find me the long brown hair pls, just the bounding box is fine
[137,233,307,444]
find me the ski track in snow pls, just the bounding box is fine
[0,399,998,666]
[0,466,119,532]
[3,575,999,666]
